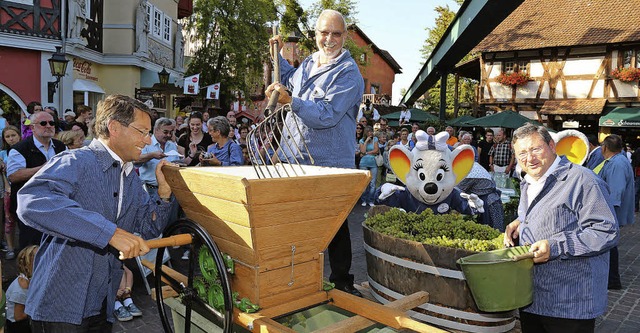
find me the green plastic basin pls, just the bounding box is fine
[456,246,534,312]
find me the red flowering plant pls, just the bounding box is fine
[611,67,640,82]
[496,72,530,86]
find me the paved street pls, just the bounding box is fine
[2,206,639,332]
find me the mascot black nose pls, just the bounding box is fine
[424,183,438,195]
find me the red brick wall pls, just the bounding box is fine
[0,47,41,105]
[349,32,396,97]
[280,33,397,99]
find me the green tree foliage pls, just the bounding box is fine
[184,0,277,109]
[0,91,21,126]
[277,0,369,68]
[419,1,477,119]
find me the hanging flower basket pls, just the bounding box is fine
[611,67,640,82]
[496,72,530,86]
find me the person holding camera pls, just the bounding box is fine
[200,116,243,167]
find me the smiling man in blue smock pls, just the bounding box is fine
[18,95,176,331]
[504,123,618,333]
[266,9,364,296]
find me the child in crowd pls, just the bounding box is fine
[114,266,143,321]
[5,245,38,332]
[1,125,21,260]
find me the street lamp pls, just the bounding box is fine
[158,67,170,86]
[47,46,69,103]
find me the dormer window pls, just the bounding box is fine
[503,60,530,74]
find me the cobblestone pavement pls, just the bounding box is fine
[2,207,638,332]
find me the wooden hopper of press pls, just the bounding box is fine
[145,164,447,332]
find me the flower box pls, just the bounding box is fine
[611,67,640,82]
[496,72,530,86]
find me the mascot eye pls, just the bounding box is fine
[419,172,426,181]
[436,169,445,181]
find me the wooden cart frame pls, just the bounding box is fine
[143,165,448,333]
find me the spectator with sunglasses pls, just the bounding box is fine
[7,111,66,249]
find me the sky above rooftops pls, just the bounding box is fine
[297,0,459,105]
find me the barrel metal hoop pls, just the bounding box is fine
[364,242,465,280]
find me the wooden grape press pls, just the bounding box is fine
[137,30,446,332]
[140,163,448,333]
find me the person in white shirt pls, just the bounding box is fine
[399,104,411,126]
[357,100,380,125]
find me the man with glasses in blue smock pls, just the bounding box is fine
[265,9,364,297]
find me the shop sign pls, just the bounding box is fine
[601,119,615,126]
[618,120,640,127]
[73,58,99,81]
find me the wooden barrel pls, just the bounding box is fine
[363,224,517,333]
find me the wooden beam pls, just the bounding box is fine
[258,291,329,318]
[327,290,447,333]
[235,310,296,333]
[140,259,188,286]
[151,286,180,301]
[315,291,434,333]
[454,73,460,119]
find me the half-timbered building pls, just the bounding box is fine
[0,0,192,120]
[472,0,640,144]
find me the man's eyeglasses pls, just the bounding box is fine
[128,124,152,138]
[161,130,174,135]
[39,121,56,126]
[317,30,344,38]
[516,146,544,161]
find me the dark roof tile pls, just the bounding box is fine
[474,0,640,52]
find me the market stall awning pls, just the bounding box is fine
[539,99,607,115]
[599,107,640,127]
[447,115,476,127]
[384,109,439,122]
[73,79,105,93]
[464,110,542,129]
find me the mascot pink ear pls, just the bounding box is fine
[451,146,475,185]
[552,130,589,165]
[389,146,412,185]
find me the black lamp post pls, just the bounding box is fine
[47,46,69,103]
[158,67,170,86]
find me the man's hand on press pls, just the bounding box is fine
[110,228,149,259]
[265,82,292,105]
[269,35,284,57]
[155,159,176,199]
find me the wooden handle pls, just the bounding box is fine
[118,234,193,260]
[146,234,193,249]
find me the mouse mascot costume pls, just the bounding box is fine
[376,130,484,215]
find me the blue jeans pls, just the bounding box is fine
[359,165,378,203]
[635,176,640,210]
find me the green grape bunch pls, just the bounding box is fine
[365,208,502,252]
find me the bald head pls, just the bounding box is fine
[316,9,347,32]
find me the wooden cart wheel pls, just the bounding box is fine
[154,218,233,333]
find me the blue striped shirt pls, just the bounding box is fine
[517,156,618,319]
[17,140,174,324]
[278,50,364,168]
[598,152,635,227]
